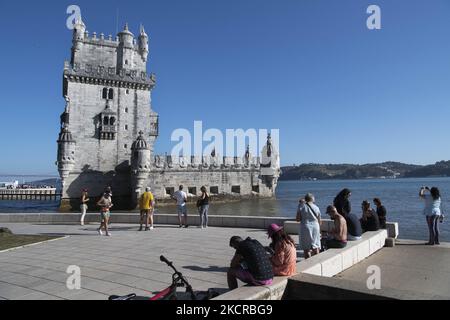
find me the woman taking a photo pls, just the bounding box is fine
[420,186,442,245]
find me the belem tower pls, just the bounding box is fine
[56,18,280,211]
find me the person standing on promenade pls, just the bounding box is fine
[360,200,380,232]
[227,236,273,289]
[373,198,387,229]
[267,224,297,276]
[420,186,442,245]
[97,192,113,236]
[172,185,188,228]
[333,188,352,218]
[139,187,155,231]
[197,186,209,229]
[296,193,321,259]
[80,189,89,226]
[324,205,347,249]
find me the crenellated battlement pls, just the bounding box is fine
[151,155,261,170]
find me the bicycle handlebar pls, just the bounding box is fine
[160,255,196,300]
[160,255,171,265]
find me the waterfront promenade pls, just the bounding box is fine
[1,216,449,300]
[336,239,450,298]
[0,222,272,300]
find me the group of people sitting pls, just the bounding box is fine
[227,188,388,290]
[296,188,387,259]
[227,223,297,289]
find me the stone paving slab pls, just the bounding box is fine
[336,239,450,298]
[0,222,281,300]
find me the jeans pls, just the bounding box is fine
[80,204,88,224]
[426,215,440,244]
[324,238,347,249]
[199,205,209,227]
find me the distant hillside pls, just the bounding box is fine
[280,162,430,180]
[404,161,450,178]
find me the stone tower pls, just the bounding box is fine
[57,18,158,210]
[57,16,280,212]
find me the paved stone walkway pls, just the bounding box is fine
[336,239,450,298]
[0,223,283,300]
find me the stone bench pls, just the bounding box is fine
[215,228,388,300]
[283,219,399,239]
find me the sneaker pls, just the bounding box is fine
[184,225,189,228]
[98,229,104,236]
[145,227,150,231]
[179,225,183,228]
[139,227,143,231]
[150,226,154,230]
[106,232,112,237]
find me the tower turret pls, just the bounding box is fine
[130,131,151,208]
[138,25,149,62]
[260,134,280,189]
[56,127,76,183]
[72,18,86,52]
[118,23,134,48]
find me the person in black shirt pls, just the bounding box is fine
[360,200,380,232]
[333,188,352,218]
[228,236,273,289]
[346,213,363,240]
[197,186,210,229]
[373,198,387,229]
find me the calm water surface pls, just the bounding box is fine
[1,177,450,241]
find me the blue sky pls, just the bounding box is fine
[0,0,450,174]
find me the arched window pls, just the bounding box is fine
[108,88,114,100]
[110,117,116,126]
[102,88,108,99]
[103,117,109,125]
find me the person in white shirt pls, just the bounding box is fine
[172,185,188,228]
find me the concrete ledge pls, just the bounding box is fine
[216,277,288,301]
[215,229,388,300]
[0,213,292,230]
[284,220,398,239]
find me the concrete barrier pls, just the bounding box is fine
[282,273,449,300]
[214,229,388,300]
[0,213,291,230]
[284,219,399,239]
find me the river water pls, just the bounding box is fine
[1,177,449,241]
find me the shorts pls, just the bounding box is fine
[101,211,110,220]
[140,209,153,215]
[234,266,272,286]
[177,205,187,216]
